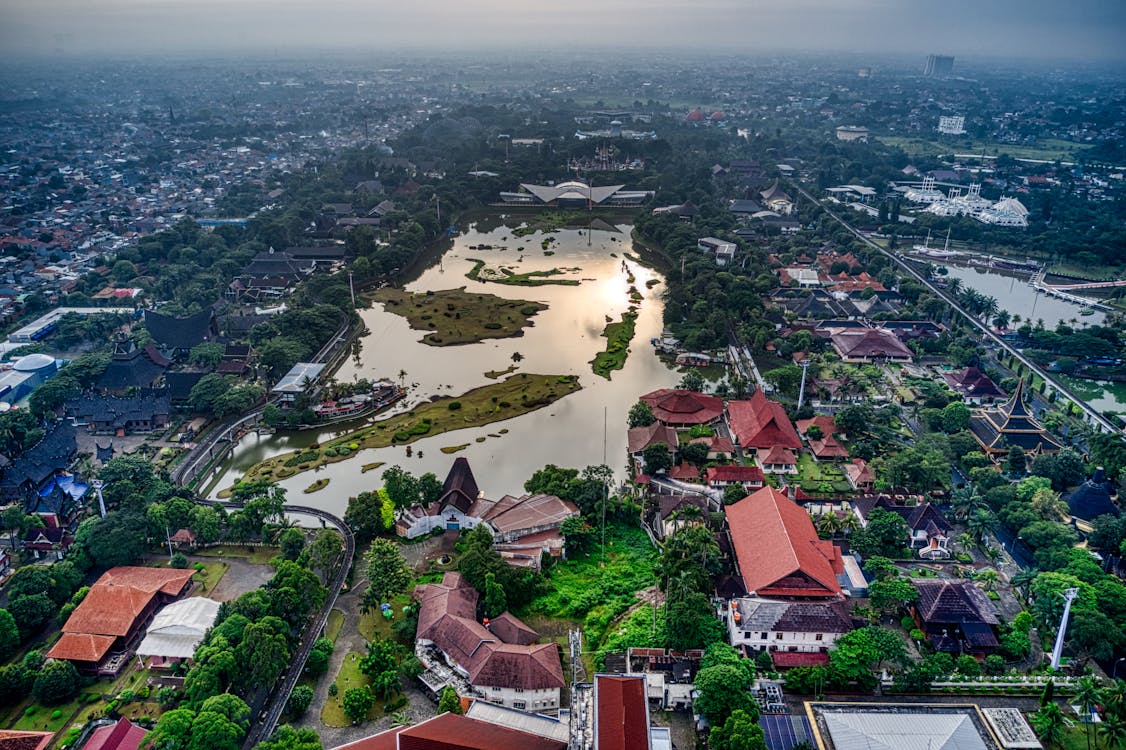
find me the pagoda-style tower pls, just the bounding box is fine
[967,378,1063,458]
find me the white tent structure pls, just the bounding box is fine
[136,597,220,660]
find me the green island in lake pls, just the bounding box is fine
[465,257,581,286]
[370,287,547,345]
[234,373,581,485]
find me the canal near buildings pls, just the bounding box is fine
[938,262,1107,329]
[203,219,681,515]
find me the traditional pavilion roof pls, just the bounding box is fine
[943,366,1006,399]
[639,388,724,426]
[913,579,999,626]
[967,379,1063,455]
[727,389,803,451]
[1066,467,1119,521]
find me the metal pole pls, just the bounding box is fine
[1050,588,1079,670]
[797,359,811,409]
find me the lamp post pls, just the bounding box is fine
[1113,657,1126,681]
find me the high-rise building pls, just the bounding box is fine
[924,54,955,77]
[938,115,966,135]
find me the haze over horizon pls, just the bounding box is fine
[2,0,1124,64]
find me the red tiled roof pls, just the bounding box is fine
[84,718,146,750]
[595,675,649,750]
[760,446,797,466]
[333,713,566,750]
[640,389,724,426]
[669,463,702,482]
[772,651,830,668]
[727,391,802,450]
[706,465,765,484]
[48,567,194,662]
[0,730,53,750]
[725,486,843,598]
[627,423,679,454]
[830,328,913,360]
[47,633,118,663]
[414,574,564,692]
[796,415,837,436]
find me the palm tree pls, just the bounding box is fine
[951,487,985,521]
[967,509,996,542]
[1010,568,1039,601]
[957,533,977,554]
[1104,680,1126,721]
[839,511,860,535]
[1073,677,1103,750]
[974,569,1000,592]
[816,512,843,538]
[1032,703,1066,748]
[1101,716,1126,750]
[947,277,963,296]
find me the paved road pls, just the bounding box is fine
[790,181,1122,439]
[192,498,356,749]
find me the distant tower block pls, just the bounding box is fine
[925,54,955,77]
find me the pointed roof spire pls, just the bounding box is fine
[1002,378,1031,418]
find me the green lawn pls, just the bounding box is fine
[326,608,345,642]
[191,561,229,596]
[358,593,412,642]
[796,453,853,493]
[877,135,1092,162]
[196,545,281,565]
[320,652,389,728]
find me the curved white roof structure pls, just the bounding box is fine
[136,597,220,659]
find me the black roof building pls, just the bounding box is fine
[912,579,1000,655]
[0,422,78,505]
[967,379,1063,457]
[1066,467,1119,521]
[242,249,315,282]
[66,388,172,434]
[440,457,480,515]
[144,308,219,355]
[165,370,208,403]
[96,339,170,392]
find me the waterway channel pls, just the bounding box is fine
[203,219,681,514]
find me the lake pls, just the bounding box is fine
[203,218,682,515]
[939,263,1106,329]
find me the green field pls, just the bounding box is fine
[877,135,1091,162]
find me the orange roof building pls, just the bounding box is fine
[639,389,724,428]
[725,486,843,599]
[726,390,803,453]
[47,566,194,674]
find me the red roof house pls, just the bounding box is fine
[759,446,798,474]
[47,566,194,673]
[705,465,765,489]
[626,423,679,455]
[84,718,146,750]
[725,486,843,599]
[331,712,566,750]
[639,389,724,427]
[595,674,651,750]
[796,415,849,460]
[726,390,802,453]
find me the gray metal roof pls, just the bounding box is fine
[272,362,326,393]
[822,711,989,750]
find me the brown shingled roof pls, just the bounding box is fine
[0,730,54,750]
[46,633,118,663]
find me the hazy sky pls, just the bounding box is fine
[2,0,1124,62]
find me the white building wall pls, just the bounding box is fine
[726,610,843,653]
[479,685,561,713]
